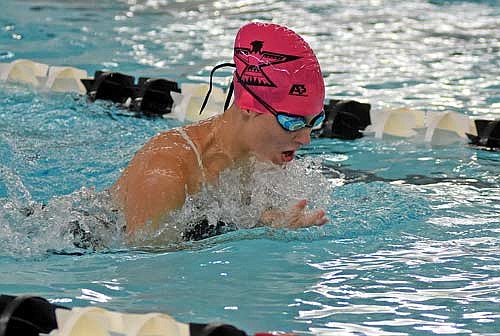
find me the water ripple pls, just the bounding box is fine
[1,1,499,334]
[300,236,500,334]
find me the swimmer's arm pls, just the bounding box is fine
[115,170,187,234]
[258,199,328,229]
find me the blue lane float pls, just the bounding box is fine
[0,59,499,150]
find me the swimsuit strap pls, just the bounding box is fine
[177,128,208,191]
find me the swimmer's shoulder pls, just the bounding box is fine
[139,128,192,159]
[135,126,207,180]
[147,117,218,157]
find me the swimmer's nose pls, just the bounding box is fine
[294,127,311,146]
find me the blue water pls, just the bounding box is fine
[1,0,499,334]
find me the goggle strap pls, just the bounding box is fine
[224,80,234,112]
[199,62,236,115]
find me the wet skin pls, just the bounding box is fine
[111,103,328,234]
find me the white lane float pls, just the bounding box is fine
[424,110,477,142]
[49,306,190,336]
[0,59,87,94]
[364,107,425,139]
[1,58,498,149]
[169,83,226,122]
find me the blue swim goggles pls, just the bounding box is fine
[200,63,325,132]
[273,110,325,132]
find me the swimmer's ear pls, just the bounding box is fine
[240,108,254,120]
[244,109,260,118]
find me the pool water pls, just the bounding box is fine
[1,0,499,334]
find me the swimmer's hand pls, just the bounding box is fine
[259,199,328,229]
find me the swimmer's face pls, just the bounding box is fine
[248,111,312,165]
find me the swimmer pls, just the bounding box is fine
[110,22,328,235]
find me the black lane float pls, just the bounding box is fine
[81,71,181,117]
[0,59,498,149]
[467,119,500,149]
[316,99,372,140]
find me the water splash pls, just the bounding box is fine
[0,156,338,255]
[0,187,125,258]
[131,157,336,246]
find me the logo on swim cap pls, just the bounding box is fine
[234,40,301,88]
[233,22,325,117]
[289,84,308,96]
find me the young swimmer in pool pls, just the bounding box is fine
[110,22,328,236]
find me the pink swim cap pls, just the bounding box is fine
[233,22,325,117]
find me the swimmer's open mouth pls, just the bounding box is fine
[281,150,295,162]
